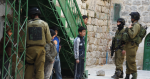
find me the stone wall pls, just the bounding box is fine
[77,0,112,66]
[110,0,150,68]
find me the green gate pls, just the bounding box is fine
[1,0,88,78]
[143,33,150,70]
[1,0,28,79]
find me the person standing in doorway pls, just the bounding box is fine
[50,27,62,79]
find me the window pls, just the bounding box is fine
[114,3,121,21]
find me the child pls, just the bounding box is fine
[82,15,88,25]
[50,27,62,79]
[74,27,86,79]
[44,29,57,79]
[79,15,88,29]
[0,25,12,79]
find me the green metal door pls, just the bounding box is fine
[143,33,150,70]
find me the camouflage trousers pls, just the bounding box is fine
[115,49,125,71]
[126,44,138,74]
[25,46,45,79]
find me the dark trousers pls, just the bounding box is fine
[74,59,84,79]
[0,56,9,79]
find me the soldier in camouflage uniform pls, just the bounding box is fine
[25,7,51,79]
[111,18,126,79]
[125,12,141,79]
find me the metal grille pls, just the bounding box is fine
[1,0,28,79]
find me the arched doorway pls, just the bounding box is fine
[143,33,150,70]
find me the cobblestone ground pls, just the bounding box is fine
[86,64,150,79]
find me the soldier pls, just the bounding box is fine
[111,18,126,79]
[125,12,141,79]
[25,7,51,79]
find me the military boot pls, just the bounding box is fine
[119,71,123,78]
[111,70,121,79]
[111,72,117,78]
[116,70,121,77]
[131,73,137,79]
[125,74,130,79]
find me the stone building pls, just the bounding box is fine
[77,0,150,69]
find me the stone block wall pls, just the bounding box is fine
[77,0,112,66]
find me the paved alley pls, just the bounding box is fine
[86,64,150,79]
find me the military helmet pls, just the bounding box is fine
[117,18,125,25]
[28,7,41,16]
[129,12,140,20]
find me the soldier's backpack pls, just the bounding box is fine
[122,24,147,46]
[139,24,147,40]
[45,41,57,62]
[133,24,147,45]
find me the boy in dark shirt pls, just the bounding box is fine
[50,27,62,79]
[74,27,86,79]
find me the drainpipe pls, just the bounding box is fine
[106,51,108,64]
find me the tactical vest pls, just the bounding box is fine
[78,36,85,59]
[27,19,49,46]
[122,28,130,43]
[114,29,125,49]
